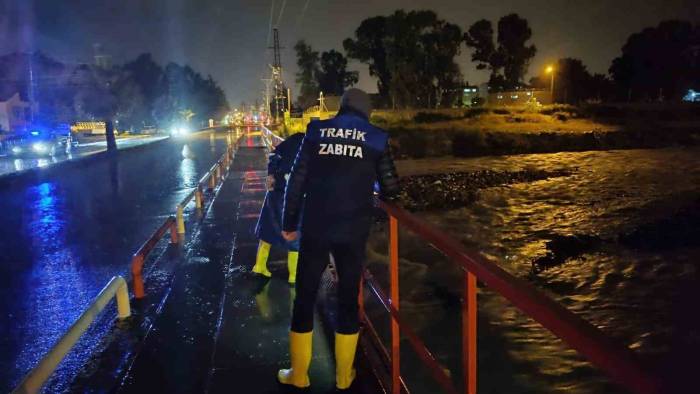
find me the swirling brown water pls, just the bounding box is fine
[366,147,700,393]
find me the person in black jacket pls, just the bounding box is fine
[252,132,305,284]
[277,89,399,390]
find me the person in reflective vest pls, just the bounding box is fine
[277,89,399,390]
[251,132,305,284]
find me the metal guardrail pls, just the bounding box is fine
[360,201,663,394]
[131,216,178,299]
[175,142,236,235]
[12,276,131,394]
[260,125,284,150]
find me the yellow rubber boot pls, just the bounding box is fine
[278,331,312,388]
[252,241,271,277]
[335,332,359,390]
[287,251,299,284]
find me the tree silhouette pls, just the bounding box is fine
[610,20,700,101]
[293,40,320,108]
[317,50,358,96]
[345,10,463,108]
[465,14,536,90]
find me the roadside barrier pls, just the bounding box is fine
[131,216,179,299]
[360,200,663,394]
[12,276,131,394]
[260,125,284,150]
[175,143,236,235]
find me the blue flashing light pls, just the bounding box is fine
[683,89,699,102]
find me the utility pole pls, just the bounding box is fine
[267,28,286,124]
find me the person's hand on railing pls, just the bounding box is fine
[266,175,275,191]
[281,231,298,241]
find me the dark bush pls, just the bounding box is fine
[463,107,489,118]
[555,113,568,122]
[413,111,453,123]
[584,105,625,119]
[451,130,487,157]
[396,130,430,158]
[492,108,510,115]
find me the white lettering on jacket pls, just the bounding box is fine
[320,128,366,141]
[319,143,363,158]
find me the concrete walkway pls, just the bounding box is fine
[116,133,382,393]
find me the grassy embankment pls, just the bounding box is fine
[372,104,700,159]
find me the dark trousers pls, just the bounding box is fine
[291,235,366,334]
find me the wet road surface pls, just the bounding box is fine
[0,131,233,392]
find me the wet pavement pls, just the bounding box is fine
[0,131,234,392]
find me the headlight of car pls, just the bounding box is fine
[12,146,23,154]
[32,142,48,153]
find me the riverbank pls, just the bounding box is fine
[374,104,700,158]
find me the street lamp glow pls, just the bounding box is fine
[546,65,555,103]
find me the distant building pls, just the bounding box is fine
[487,89,552,106]
[461,85,480,107]
[0,92,34,134]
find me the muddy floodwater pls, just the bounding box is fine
[365,147,700,393]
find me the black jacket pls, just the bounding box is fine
[283,108,399,241]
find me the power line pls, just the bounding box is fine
[267,0,275,47]
[276,0,287,27]
[295,0,312,29]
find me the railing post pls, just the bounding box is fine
[389,215,400,394]
[131,254,145,299]
[116,278,131,319]
[169,221,179,244]
[462,271,477,394]
[176,204,185,235]
[195,185,203,209]
[208,172,216,190]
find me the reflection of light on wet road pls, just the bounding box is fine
[14,182,90,385]
[14,159,24,172]
[179,157,198,187]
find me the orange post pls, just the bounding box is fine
[131,254,145,299]
[208,171,216,190]
[462,271,477,394]
[389,215,400,394]
[170,221,178,244]
[195,185,204,209]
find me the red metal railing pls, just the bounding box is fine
[131,216,179,299]
[359,200,663,394]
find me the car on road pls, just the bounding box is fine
[2,129,74,158]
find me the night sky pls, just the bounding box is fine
[1,0,698,105]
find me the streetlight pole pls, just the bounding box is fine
[546,65,555,103]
